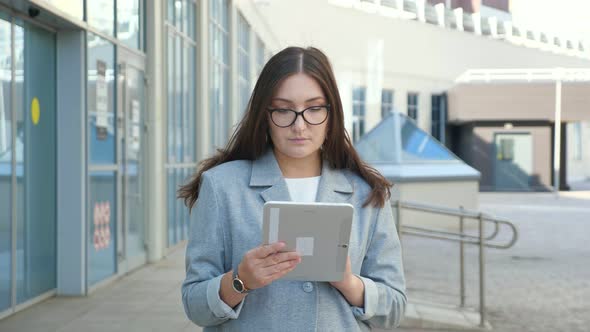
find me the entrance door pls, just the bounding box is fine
[116,48,147,273]
[494,133,533,191]
[0,15,56,316]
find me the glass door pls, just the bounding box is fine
[0,14,57,315]
[116,48,147,273]
[494,132,533,191]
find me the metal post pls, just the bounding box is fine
[553,72,562,194]
[478,213,486,327]
[395,200,402,248]
[459,207,465,307]
[395,200,402,235]
[10,16,17,314]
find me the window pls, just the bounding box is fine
[117,0,143,50]
[352,87,366,143]
[165,0,198,247]
[431,94,447,143]
[238,14,251,115]
[573,122,582,161]
[407,92,418,121]
[381,89,394,119]
[255,36,266,77]
[209,0,230,150]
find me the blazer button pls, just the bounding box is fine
[302,282,313,293]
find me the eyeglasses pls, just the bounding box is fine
[267,104,330,128]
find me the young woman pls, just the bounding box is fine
[180,46,406,331]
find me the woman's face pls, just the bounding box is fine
[267,73,329,161]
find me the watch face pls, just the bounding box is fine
[233,278,244,293]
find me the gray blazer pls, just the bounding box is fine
[182,149,406,331]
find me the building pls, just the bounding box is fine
[253,0,590,190]
[1,0,589,320]
[0,0,277,319]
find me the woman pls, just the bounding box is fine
[180,46,406,331]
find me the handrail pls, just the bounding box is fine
[395,200,518,249]
[391,199,519,327]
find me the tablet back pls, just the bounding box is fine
[262,201,353,281]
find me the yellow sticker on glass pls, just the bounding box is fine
[31,97,40,125]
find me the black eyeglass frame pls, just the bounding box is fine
[266,104,331,128]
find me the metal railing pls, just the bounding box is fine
[392,200,518,327]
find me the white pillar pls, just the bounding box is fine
[488,16,497,38]
[416,0,426,22]
[472,12,481,35]
[197,0,211,160]
[553,72,562,193]
[434,3,445,27]
[145,0,166,261]
[454,8,464,31]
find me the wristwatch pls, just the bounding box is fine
[232,272,250,294]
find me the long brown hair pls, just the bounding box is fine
[178,46,392,210]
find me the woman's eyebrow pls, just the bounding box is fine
[271,96,326,103]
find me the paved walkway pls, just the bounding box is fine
[0,190,589,331]
[398,190,590,332]
[0,246,194,332]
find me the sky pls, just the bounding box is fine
[510,0,590,42]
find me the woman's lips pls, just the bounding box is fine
[289,138,308,144]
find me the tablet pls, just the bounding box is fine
[262,201,354,282]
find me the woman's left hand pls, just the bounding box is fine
[329,256,353,290]
[329,256,365,307]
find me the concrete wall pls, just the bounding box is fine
[392,180,480,231]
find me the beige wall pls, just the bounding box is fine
[391,180,480,231]
[448,82,590,122]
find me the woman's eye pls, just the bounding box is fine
[275,109,291,114]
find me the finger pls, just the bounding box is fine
[267,260,299,282]
[262,258,300,276]
[260,251,301,268]
[253,242,285,259]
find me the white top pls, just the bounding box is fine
[284,176,321,203]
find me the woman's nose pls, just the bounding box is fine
[292,112,307,130]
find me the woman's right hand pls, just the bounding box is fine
[237,241,301,290]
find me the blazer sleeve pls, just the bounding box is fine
[351,202,407,329]
[181,172,245,327]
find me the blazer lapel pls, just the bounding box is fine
[250,149,291,202]
[315,160,353,204]
[250,149,354,203]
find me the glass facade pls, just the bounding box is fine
[1,0,277,318]
[238,14,251,116]
[87,0,115,36]
[238,15,251,114]
[117,0,141,50]
[431,93,446,143]
[407,92,419,121]
[352,87,366,142]
[255,36,266,76]
[166,1,197,247]
[572,122,582,161]
[381,89,394,119]
[209,0,230,150]
[87,33,117,286]
[0,15,13,313]
[0,15,58,310]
